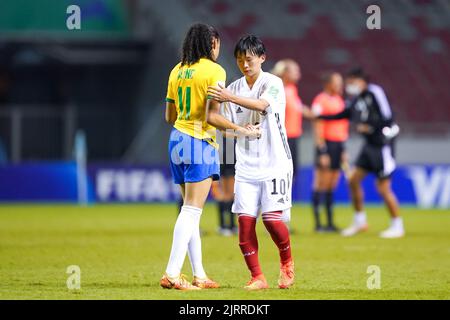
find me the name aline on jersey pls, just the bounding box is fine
[177,68,195,80]
[169,119,266,165]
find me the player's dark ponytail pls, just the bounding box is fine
[181,23,220,66]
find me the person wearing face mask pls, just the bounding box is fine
[314,67,403,239]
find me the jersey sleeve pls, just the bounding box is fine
[369,85,393,121]
[165,68,176,104]
[260,78,285,113]
[318,107,352,120]
[368,88,394,129]
[209,65,227,88]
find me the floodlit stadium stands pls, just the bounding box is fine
[187,0,450,129]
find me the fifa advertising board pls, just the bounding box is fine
[0,163,448,208]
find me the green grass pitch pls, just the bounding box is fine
[0,203,449,300]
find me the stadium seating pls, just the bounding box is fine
[187,0,450,130]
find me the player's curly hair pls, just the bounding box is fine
[181,23,220,66]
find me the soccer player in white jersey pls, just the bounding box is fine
[208,35,294,290]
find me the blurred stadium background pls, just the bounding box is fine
[0,0,449,301]
[0,0,449,206]
[0,0,450,208]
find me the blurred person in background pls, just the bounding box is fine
[272,59,303,234]
[310,72,349,233]
[310,67,403,239]
[272,59,303,186]
[214,132,237,236]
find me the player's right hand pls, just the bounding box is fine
[238,124,261,139]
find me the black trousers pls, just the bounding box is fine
[288,137,300,181]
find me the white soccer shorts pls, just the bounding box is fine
[232,172,292,221]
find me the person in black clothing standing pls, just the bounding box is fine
[311,68,404,238]
[214,133,237,236]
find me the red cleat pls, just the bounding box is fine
[244,274,268,290]
[278,260,295,289]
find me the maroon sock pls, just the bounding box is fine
[262,211,292,265]
[238,215,262,277]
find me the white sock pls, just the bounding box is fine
[165,205,201,278]
[187,214,207,278]
[354,211,367,226]
[391,217,403,230]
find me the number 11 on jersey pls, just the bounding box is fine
[177,86,191,120]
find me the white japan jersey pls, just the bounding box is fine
[221,71,293,182]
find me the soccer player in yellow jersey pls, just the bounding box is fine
[160,23,259,290]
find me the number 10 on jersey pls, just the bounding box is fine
[271,172,292,196]
[271,178,287,195]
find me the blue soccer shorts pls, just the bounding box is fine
[168,128,220,185]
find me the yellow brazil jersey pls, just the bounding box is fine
[166,58,226,148]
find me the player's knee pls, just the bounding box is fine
[326,181,335,192]
[224,192,234,202]
[349,175,359,188]
[376,184,390,197]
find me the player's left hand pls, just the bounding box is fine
[207,83,233,102]
[241,123,261,139]
[246,123,261,135]
[244,123,261,131]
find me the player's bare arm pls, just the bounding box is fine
[165,102,177,124]
[207,83,269,112]
[206,98,261,138]
[220,123,260,139]
[318,108,352,121]
[302,106,316,120]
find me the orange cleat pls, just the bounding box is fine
[160,273,201,290]
[192,276,220,289]
[278,260,295,289]
[244,274,268,290]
